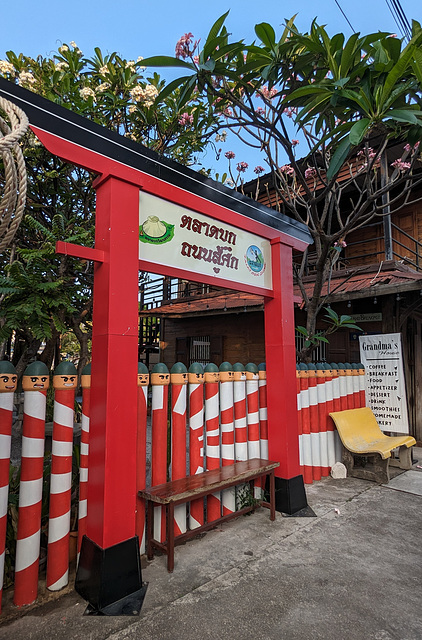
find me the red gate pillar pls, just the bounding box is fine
[264,238,307,514]
[75,174,144,614]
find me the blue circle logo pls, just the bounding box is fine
[245,245,265,274]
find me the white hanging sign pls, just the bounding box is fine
[359,333,409,434]
[138,191,272,291]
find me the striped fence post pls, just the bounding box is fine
[296,364,304,478]
[316,364,329,477]
[0,362,17,612]
[46,361,77,591]
[351,364,361,408]
[323,364,336,470]
[233,363,247,463]
[77,363,91,562]
[245,363,261,498]
[170,363,188,538]
[345,363,355,409]
[219,362,235,515]
[13,363,48,607]
[307,364,321,481]
[151,363,170,544]
[298,364,313,484]
[330,363,343,462]
[204,364,221,522]
[357,363,366,407]
[337,364,348,411]
[188,363,205,530]
[258,363,268,462]
[136,363,149,555]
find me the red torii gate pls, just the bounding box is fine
[0,77,312,614]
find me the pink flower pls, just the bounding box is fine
[236,161,248,173]
[391,159,411,172]
[193,55,199,65]
[224,107,233,117]
[175,32,199,59]
[178,112,194,126]
[305,167,317,179]
[254,166,265,174]
[255,107,265,115]
[259,85,278,100]
[280,164,295,176]
[404,141,420,152]
[334,240,347,248]
[291,139,299,147]
[225,151,235,160]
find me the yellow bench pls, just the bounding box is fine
[329,407,416,483]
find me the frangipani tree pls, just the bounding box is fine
[143,14,422,361]
[0,42,218,374]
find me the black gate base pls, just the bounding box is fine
[76,535,147,616]
[274,475,309,515]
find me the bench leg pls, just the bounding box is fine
[398,445,413,470]
[167,502,175,573]
[147,499,154,561]
[269,470,275,521]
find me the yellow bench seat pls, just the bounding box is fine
[329,407,416,483]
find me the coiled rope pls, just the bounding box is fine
[0,97,29,252]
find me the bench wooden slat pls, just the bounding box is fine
[139,459,279,504]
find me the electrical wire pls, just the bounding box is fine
[334,0,356,33]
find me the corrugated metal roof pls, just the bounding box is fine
[139,262,422,317]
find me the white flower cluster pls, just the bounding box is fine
[79,86,96,101]
[96,82,110,93]
[99,65,108,75]
[137,56,146,71]
[18,71,36,86]
[128,104,137,114]
[55,61,68,71]
[129,84,158,107]
[215,130,227,143]
[126,60,136,70]
[0,60,15,76]
[59,45,69,53]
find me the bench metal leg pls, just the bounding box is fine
[147,499,154,561]
[269,470,275,521]
[167,502,175,573]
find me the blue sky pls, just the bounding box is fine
[2,0,421,175]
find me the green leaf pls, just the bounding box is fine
[349,118,371,145]
[156,75,194,103]
[140,56,194,70]
[326,138,351,181]
[255,23,276,50]
[296,326,309,336]
[204,11,230,54]
[384,109,420,125]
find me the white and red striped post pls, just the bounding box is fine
[296,365,304,478]
[233,363,247,463]
[351,363,361,408]
[188,363,205,530]
[0,362,17,612]
[136,363,149,555]
[323,364,336,471]
[316,364,329,477]
[245,363,261,498]
[151,363,170,544]
[233,363,247,510]
[298,364,313,484]
[170,363,188,537]
[219,362,235,515]
[308,364,321,481]
[204,364,221,522]
[337,363,348,411]
[357,363,366,407]
[46,361,77,591]
[258,363,268,462]
[77,363,91,562]
[330,363,343,462]
[345,363,355,409]
[13,362,48,607]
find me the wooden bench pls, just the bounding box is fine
[329,407,416,483]
[138,458,280,572]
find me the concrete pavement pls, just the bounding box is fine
[1,452,421,640]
